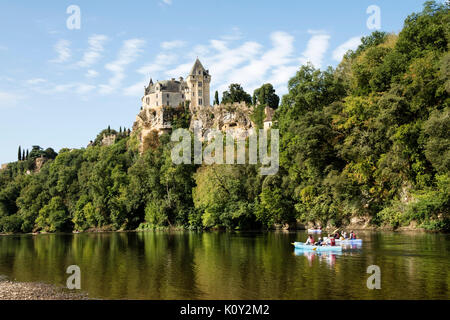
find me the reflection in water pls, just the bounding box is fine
[294,249,341,268]
[0,231,449,299]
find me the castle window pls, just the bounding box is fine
[198,71,201,75]
[156,102,158,106]
[198,82,202,87]
[167,94,169,98]
[156,94,158,99]
[198,90,202,96]
[199,98,203,105]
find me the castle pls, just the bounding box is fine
[133,59,274,152]
[142,58,211,109]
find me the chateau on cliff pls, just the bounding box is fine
[133,59,274,152]
[142,58,211,109]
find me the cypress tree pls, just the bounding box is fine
[26,149,29,160]
[214,91,220,105]
[18,146,22,161]
[22,150,25,161]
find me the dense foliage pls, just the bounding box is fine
[0,2,448,233]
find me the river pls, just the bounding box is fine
[0,231,448,299]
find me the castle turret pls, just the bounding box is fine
[186,58,211,108]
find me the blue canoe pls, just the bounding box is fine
[335,239,363,245]
[292,242,342,252]
[307,229,323,233]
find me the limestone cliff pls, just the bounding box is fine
[132,102,266,152]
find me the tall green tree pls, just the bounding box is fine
[253,83,280,109]
[214,91,220,105]
[221,84,252,105]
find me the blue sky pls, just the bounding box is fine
[0,0,432,164]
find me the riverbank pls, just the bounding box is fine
[0,277,90,300]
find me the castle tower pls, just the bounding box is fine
[186,58,211,108]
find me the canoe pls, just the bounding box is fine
[307,229,322,233]
[335,239,362,245]
[292,242,342,252]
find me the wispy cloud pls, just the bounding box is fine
[163,31,300,96]
[161,40,186,50]
[50,40,71,63]
[26,78,47,85]
[227,31,295,92]
[77,34,109,68]
[99,38,146,94]
[332,36,361,61]
[86,70,99,78]
[124,53,178,96]
[299,30,330,68]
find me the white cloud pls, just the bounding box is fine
[86,70,99,78]
[196,40,262,88]
[76,84,96,95]
[227,31,294,91]
[77,34,109,68]
[299,31,331,68]
[332,36,361,61]
[26,78,47,85]
[138,53,177,75]
[124,53,178,96]
[160,31,299,97]
[162,0,172,4]
[0,91,22,108]
[34,82,96,96]
[123,82,146,97]
[50,40,71,63]
[221,27,243,41]
[161,40,186,50]
[100,38,146,94]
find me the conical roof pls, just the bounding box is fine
[189,58,205,76]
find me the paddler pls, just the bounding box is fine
[327,234,336,246]
[305,235,315,245]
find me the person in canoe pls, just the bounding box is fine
[333,232,340,239]
[326,234,336,246]
[305,235,315,245]
[350,231,357,239]
[314,237,324,246]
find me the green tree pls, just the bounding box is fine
[214,91,220,105]
[253,83,280,109]
[36,196,71,232]
[221,84,252,105]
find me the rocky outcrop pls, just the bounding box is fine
[190,102,255,141]
[34,157,47,173]
[133,102,262,152]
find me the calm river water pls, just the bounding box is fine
[0,231,448,299]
